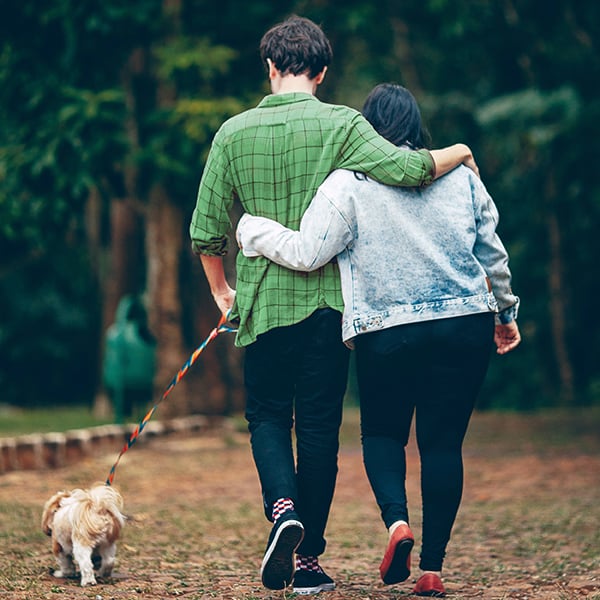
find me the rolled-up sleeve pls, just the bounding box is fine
[190,134,234,256]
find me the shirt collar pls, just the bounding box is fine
[257,92,317,108]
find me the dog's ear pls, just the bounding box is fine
[41,491,70,535]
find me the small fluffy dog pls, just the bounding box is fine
[42,484,126,586]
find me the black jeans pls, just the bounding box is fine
[355,313,494,572]
[244,308,350,557]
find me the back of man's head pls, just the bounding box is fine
[260,15,332,79]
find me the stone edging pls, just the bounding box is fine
[0,415,219,474]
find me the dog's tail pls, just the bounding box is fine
[73,485,126,544]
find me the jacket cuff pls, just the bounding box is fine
[495,298,520,325]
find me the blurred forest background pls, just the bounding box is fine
[1,0,599,417]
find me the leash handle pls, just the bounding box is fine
[106,312,237,486]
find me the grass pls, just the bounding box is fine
[0,407,599,599]
[0,404,113,437]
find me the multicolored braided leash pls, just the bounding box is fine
[106,312,237,486]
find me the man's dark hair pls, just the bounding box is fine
[260,15,332,79]
[362,84,431,149]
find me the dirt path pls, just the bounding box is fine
[0,409,598,599]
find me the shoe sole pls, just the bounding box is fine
[414,591,446,598]
[261,520,304,590]
[293,582,336,595]
[414,576,446,597]
[381,536,414,584]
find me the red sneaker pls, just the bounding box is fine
[413,572,446,597]
[379,523,414,584]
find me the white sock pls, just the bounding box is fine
[388,520,409,536]
[420,569,442,578]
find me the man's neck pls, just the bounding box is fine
[271,73,317,96]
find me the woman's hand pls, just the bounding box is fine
[494,321,521,354]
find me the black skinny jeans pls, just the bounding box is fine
[355,313,494,572]
[244,308,350,557]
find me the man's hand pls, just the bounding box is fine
[213,286,236,317]
[199,254,236,317]
[430,143,480,179]
[494,321,521,355]
[462,152,480,178]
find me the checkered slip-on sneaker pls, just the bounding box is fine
[260,511,304,590]
[292,568,335,595]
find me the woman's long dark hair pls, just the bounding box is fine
[362,83,431,149]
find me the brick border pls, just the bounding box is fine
[0,416,219,474]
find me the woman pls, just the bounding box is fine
[236,83,520,597]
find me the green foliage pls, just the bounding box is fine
[316,0,599,408]
[0,0,161,264]
[136,35,248,199]
[477,87,582,150]
[0,86,127,257]
[0,0,598,409]
[0,0,284,408]
[154,36,239,88]
[0,247,100,408]
[0,0,160,407]
[138,95,246,202]
[472,86,598,406]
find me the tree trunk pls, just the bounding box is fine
[103,199,144,328]
[389,17,423,96]
[182,245,244,415]
[146,184,189,418]
[90,43,149,419]
[85,187,109,417]
[546,175,575,404]
[141,0,246,418]
[88,170,146,415]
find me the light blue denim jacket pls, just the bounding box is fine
[237,166,519,343]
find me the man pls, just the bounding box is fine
[190,15,478,595]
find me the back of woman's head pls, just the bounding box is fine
[362,84,431,149]
[260,15,333,79]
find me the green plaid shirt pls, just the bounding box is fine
[190,92,435,347]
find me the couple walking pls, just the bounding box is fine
[190,15,520,597]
